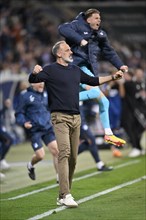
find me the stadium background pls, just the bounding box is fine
[1,0,146,138]
[0,3,146,220]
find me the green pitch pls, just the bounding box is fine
[0,142,146,220]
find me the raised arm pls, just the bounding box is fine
[81,70,124,86]
[29,65,46,83]
[58,21,84,45]
[99,70,123,85]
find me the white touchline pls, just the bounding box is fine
[27,176,146,220]
[2,159,140,201]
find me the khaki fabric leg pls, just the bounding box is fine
[51,113,81,198]
[69,115,81,189]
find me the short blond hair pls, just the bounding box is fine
[84,8,100,20]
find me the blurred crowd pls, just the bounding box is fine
[0,2,146,180]
[0,1,146,74]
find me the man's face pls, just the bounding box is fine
[32,82,44,93]
[87,13,101,30]
[58,43,73,63]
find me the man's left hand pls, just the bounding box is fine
[113,70,124,80]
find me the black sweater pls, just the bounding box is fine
[29,62,99,114]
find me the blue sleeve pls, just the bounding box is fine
[100,34,124,69]
[58,21,84,44]
[15,94,27,126]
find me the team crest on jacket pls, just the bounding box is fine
[99,31,103,35]
[43,91,47,97]
[30,95,35,102]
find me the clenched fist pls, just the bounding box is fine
[33,65,43,74]
[112,70,124,80]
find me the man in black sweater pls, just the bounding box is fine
[29,40,123,208]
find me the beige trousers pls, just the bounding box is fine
[51,112,81,198]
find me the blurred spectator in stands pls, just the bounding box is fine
[121,68,146,157]
[0,2,145,76]
[0,4,58,74]
[0,99,13,172]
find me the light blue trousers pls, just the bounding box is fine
[79,66,110,129]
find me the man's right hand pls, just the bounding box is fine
[24,121,32,129]
[33,65,43,74]
[80,39,88,47]
[120,65,128,73]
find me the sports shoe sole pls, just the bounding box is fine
[105,139,124,147]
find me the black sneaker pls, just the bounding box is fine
[27,164,36,180]
[98,165,113,172]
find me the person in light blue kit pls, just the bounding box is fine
[58,8,128,147]
[15,82,59,182]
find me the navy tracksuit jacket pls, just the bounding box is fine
[58,12,124,76]
[15,87,52,133]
